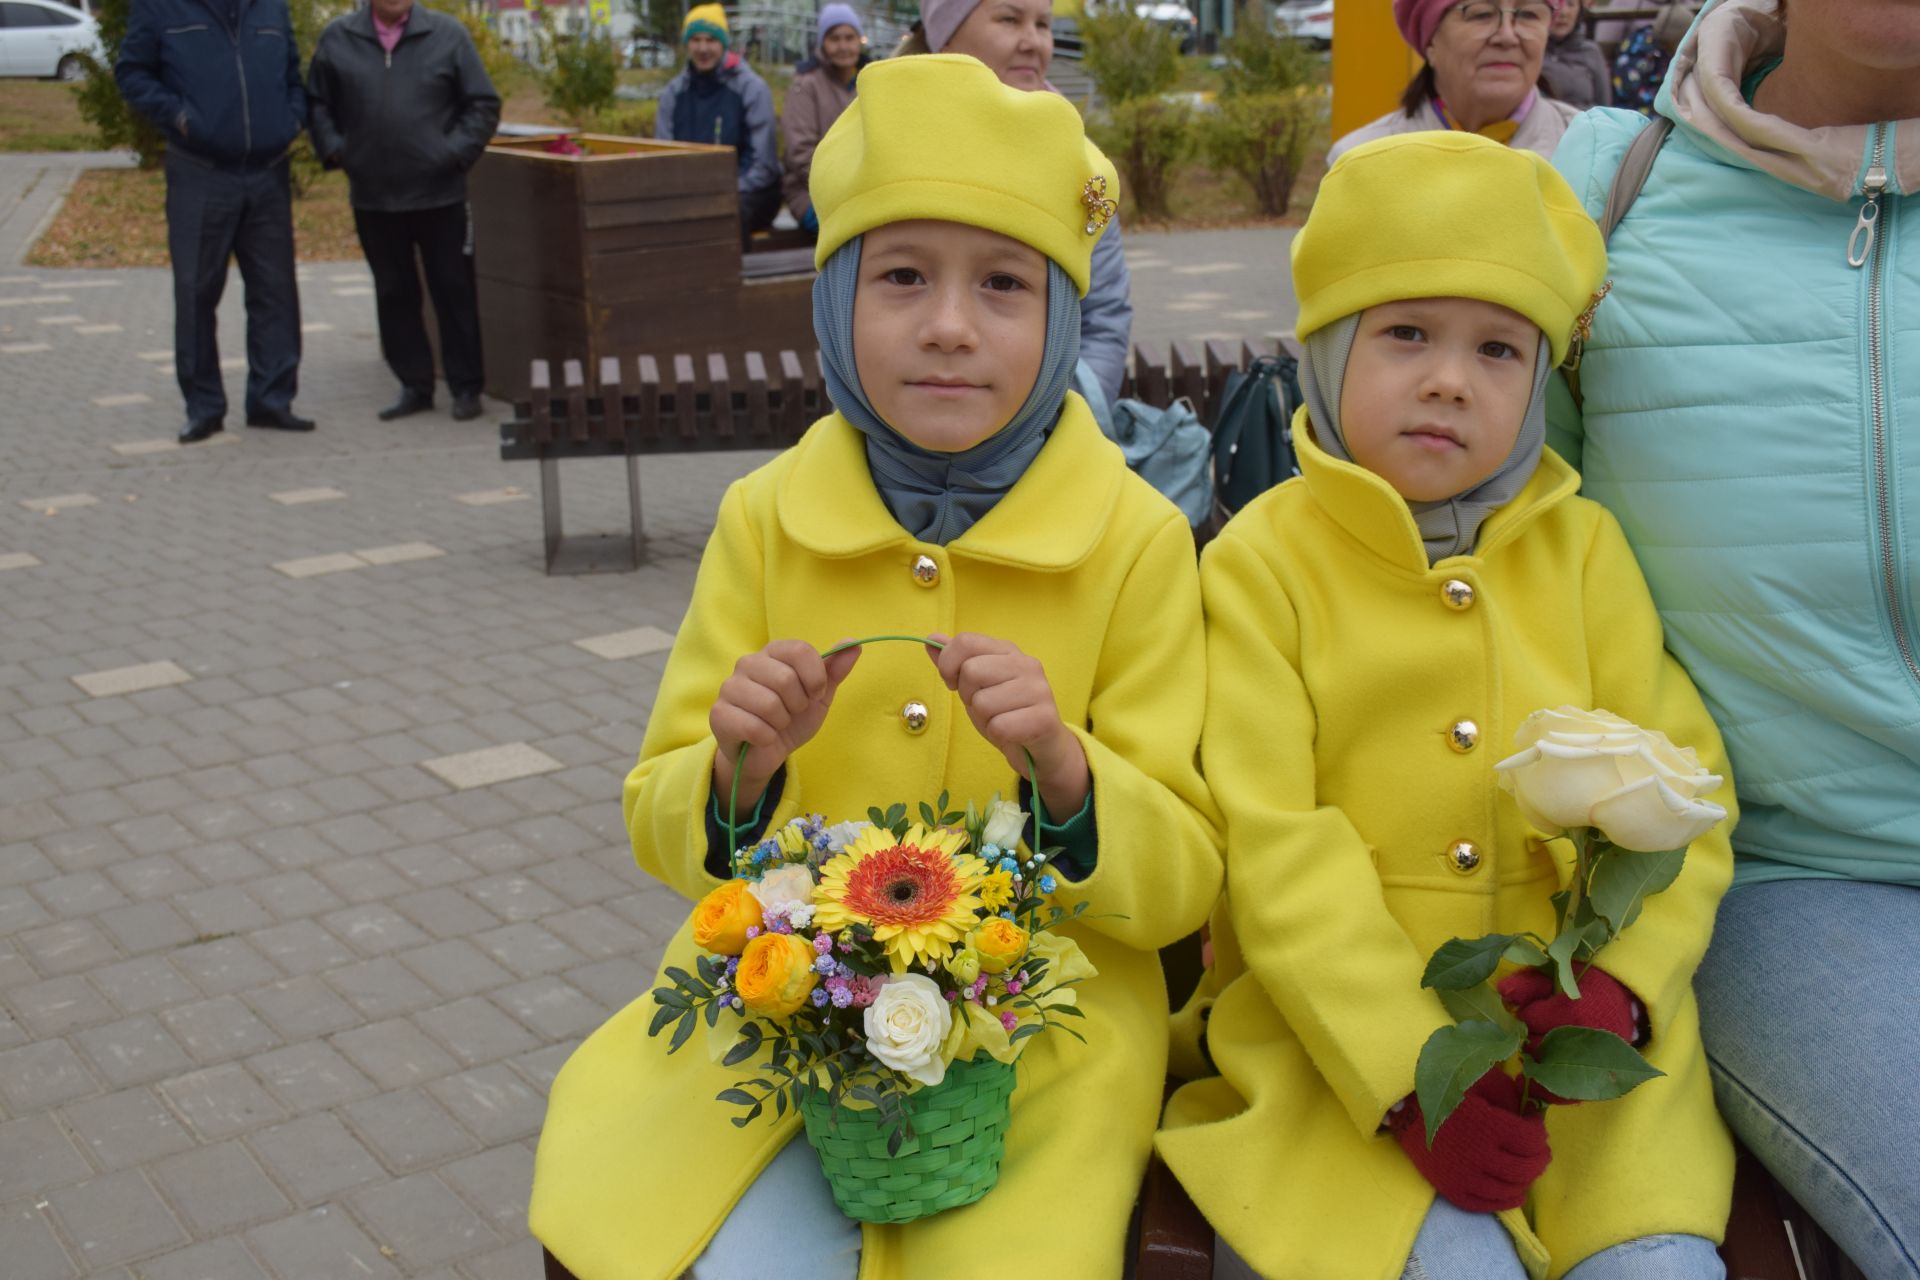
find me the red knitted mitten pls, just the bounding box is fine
[1499,966,1644,1105]
[1389,1070,1551,1213]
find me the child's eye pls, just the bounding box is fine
[882,268,924,287]
[1480,341,1519,360]
[1387,324,1423,342]
[983,273,1025,293]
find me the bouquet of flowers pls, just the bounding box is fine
[1412,707,1729,1143]
[648,792,1096,1222]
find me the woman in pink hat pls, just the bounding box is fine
[1329,0,1581,162]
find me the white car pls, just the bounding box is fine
[0,0,101,80]
[1273,0,1332,47]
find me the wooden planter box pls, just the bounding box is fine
[470,133,816,400]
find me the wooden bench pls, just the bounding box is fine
[499,337,1292,574]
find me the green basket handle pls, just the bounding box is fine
[725,634,1049,852]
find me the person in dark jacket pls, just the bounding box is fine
[654,3,780,244]
[307,0,501,422]
[116,0,314,443]
[1541,0,1613,108]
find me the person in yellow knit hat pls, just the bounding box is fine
[528,53,1221,1280]
[1156,130,1738,1280]
[655,3,780,244]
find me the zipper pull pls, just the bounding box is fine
[1848,166,1885,268]
[385,49,392,69]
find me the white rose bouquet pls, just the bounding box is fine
[1411,707,1728,1142]
[646,792,1096,1222]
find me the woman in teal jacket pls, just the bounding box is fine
[1545,0,1919,1273]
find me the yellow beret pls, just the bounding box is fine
[1290,132,1607,366]
[809,54,1120,296]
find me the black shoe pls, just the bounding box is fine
[178,417,224,444]
[449,392,483,422]
[378,388,434,421]
[245,406,315,432]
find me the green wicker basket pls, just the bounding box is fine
[798,1052,1018,1224]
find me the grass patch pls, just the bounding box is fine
[0,80,97,153]
[28,166,361,268]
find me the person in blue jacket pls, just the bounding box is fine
[654,4,781,247]
[116,0,315,443]
[1546,0,1920,1273]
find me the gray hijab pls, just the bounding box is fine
[1300,313,1553,563]
[813,235,1081,545]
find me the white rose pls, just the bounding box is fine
[862,974,953,1087]
[1495,706,1728,852]
[748,865,817,918]
[982,798,1027,850]
[823,821,869,853]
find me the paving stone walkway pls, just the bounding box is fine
[0,152,1296,1279]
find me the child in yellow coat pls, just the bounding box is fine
[1157,132,1738,1280]
[527,54,1222,1280]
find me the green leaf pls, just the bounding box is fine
[1502,937,1549,967]
[647,1002,679,1038]
[1437,983,1524,1038]
[669,1008,697,1053]
[1414,1020,1523,1147]
[716,1088,758,1107]
[1587,847,1687,935]
[1550,887,1571,932]
[919,801,937,827]
[868,806,888,828]
[1522,1026,1664,1101]
[652,988,689,1011]
[663,966,699,991]
[1421,934,1517,991]
[1009,1023,1045,1043]
[1546,926,1585,999]
[722,1024,764,1067]
[886,1126,906,1156]
[885,804,906,828]
[704,997,722,1028]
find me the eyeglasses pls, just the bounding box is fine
[1448,1,1554,36]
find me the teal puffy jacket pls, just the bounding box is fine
[1546,0,1919,889]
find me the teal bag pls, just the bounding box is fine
[1210,354,1303,524]
[1075,361,1212,529]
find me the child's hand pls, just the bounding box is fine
[927,632,1090,821]
[1387,1069,1550,1213]
[711,641,861,811]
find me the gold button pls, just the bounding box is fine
[1441,579,1475,611]
[1446,719,1479,753]
[1447,840,1482,873]
[901,700,929,733]
[911,555,939,588]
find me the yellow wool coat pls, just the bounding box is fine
[1157,424,1737,1280]
[529,399,1223,1280]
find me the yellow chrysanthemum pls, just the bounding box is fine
[774,822,810,857]
[976,868,1015,912]
[814,824,986,972]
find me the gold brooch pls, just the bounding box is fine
[1561,280,1612,372]
[1081,175,1117,236]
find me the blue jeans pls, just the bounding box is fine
[1214,1200,1722,1279]
[690,1136,861,1279]
[1695,878,1920,1279]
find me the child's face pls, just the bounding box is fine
[853,219,1048,453]
[1337,297,1540,503]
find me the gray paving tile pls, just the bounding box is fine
[73,1012,194,1089]
[246,1112,384,1205]
[0,1039,100,1111]
[247,1041,378,1113]
[159,1065,289,1142]
[397,937,514,1000]
[0,1199,75,1280]
[71,661,193,699]
[342,1089,479,1171]
[130,1235,272,1280]
[8,974,117,1037]
[160,995,282,1065]
[412,997,540,1068]
[245,1206,400,1280]
[149,1141,291,1235]
[170,938,278,997]
[242,976,361,1041]
[45,1169,187,1269]
[438,1144,535,1232]
[90,956,197,1016]
[59,1087,195,1171]
[420,744,563,791]
[0,1114,93,1202]
[425,1066,545,1145]
[325,956,440,1020]
[348,1171,497,1269]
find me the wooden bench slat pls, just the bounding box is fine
[707,352,734,441]
[673,354,698,441]
[636,354,661,446]
[744,351,771,440]
[778,350,806,440]
[563,359,589,444]
[529,358,553,446]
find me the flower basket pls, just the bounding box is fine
[799,1051,1018,1224]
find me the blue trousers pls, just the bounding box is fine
[163,149,301,423]
[1696,878,1920,1279]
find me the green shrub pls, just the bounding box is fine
[1200,87,1324,216]
[541,30,621,126]
[591,99,658,137]
[1217,5,1320,98]
[1080,6,1180,104]
[1089,96,1191,222]
[426,0,519,94]
[73,0,163,167]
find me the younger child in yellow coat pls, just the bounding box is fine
[527,54,1221,1280]
[1157,132,1738,1280]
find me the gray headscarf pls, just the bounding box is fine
[813,235,1081,545]
[1301,313,1553,563]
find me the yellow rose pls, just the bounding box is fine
[735,933,819,1019]
[972,918,1028,974]
[944,945,982,986]
[691,880,763,956]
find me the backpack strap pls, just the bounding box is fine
[1566,115,1674,407]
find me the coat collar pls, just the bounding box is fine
[1293,405,1580,573]
[777,392,1125,570]
[343,4,437,43]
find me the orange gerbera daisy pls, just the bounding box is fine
[813,823,986,972]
